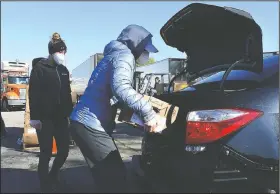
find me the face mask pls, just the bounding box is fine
[52,53,65,65]
[136,51,149,65]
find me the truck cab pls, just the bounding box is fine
[1,60,29,111]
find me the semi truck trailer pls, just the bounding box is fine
[71,53,104,104]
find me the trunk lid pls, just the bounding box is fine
[160,3,263,74]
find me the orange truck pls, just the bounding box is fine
[1,60,29,111]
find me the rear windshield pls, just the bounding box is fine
[185,55,279,90]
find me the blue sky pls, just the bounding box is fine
[1,1,279,72]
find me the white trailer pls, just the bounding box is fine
[71,53,104,104]
[71,53,104,83]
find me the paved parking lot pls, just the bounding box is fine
[1,111,145,193]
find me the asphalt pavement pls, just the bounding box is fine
[1,111,145,193]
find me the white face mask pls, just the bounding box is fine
[136,51,149,65]
[52,53,65,65]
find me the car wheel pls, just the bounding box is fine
[2,99,9,112]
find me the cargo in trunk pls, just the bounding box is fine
[118,95,179,131]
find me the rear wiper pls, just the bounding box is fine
[219,59,243,94]
[219,59,257,95]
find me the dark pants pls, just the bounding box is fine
[36,118,70,191]
[69,121,127,193]
[1,115,6,137]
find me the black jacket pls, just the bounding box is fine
[29,58,73,120]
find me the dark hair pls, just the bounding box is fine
[48,40,67,55]
[52,32,61,40]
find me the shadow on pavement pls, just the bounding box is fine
[1,159,147,193]
[1,120,148,193]
[1,127,23,151]
[0,166,95,193]
[1,168,41,193]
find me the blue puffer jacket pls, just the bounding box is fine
[70,25,156,133]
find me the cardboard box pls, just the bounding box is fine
[23,86,39,146]
[118,95,179,131]
[173,81,188,92]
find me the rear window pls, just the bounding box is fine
[190,70,260,86]
[189,55,279,87]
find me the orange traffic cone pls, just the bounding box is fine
[52,137,57,155]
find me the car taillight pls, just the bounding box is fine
[186,108,263,144]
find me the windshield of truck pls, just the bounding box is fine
[8,77,29,84]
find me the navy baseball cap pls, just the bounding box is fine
[145,39,158,53]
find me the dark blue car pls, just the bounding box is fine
[132,3,279,193]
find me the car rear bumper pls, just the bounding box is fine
[213,145,279,193]
[8,99,26,106]
[178,146,278,193]
[138,142,279,193]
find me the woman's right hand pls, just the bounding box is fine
[144,114,163,133]
[30,120,42,130]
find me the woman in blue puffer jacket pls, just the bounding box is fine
[69,24,160,192]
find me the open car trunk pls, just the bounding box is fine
[160,3,263,75]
